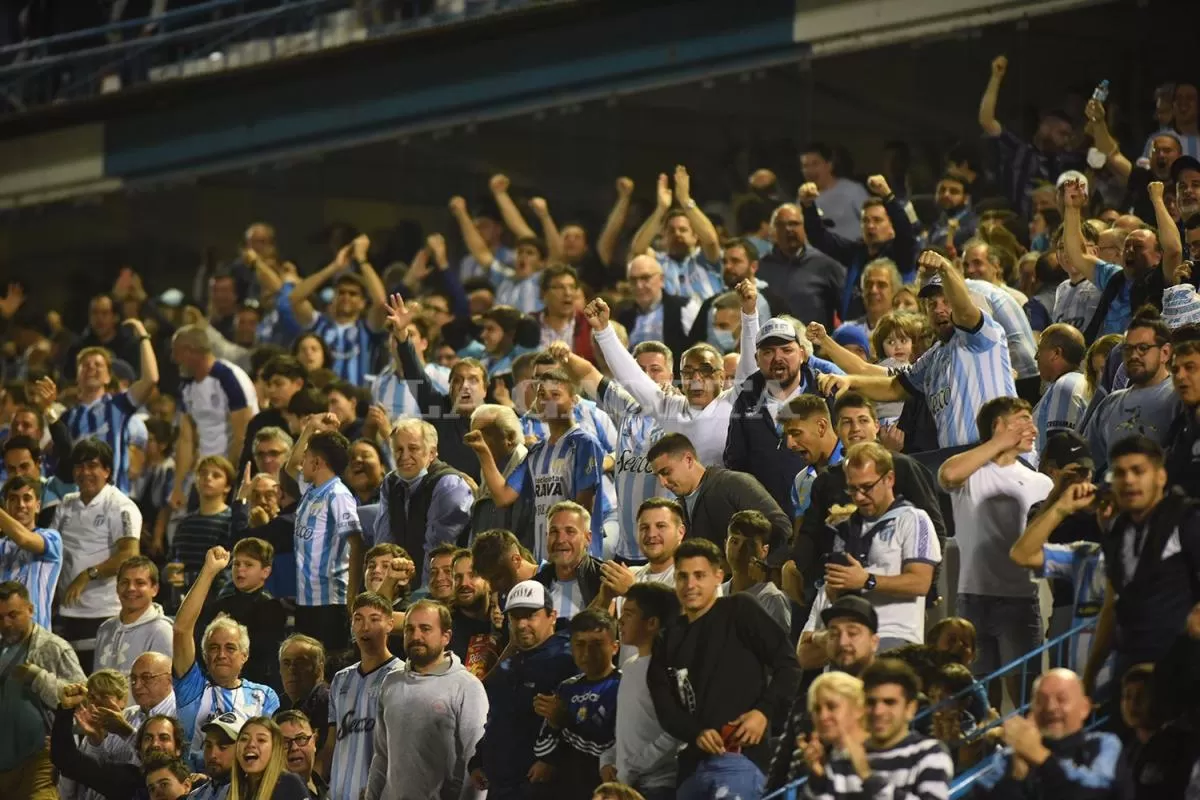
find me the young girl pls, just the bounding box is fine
[292,333,330,375]
[869,311,932,426]
[228,717,310,800]
[478,305,531,379]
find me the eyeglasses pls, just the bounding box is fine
[680,365,717,379]
[846,471,890,497]
[1126,342,1165,356]
[130,672,169,685]
[254,449,287,459]
[283,733,314,750]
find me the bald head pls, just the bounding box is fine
[130,651,173,710]
[1031,669,1090,739]
[628,254,664,309]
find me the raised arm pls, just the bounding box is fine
[547,341,602,400]
[528,197,563,264]
[1062,181,1101,283]
[922,249,981,330]
[121,318,160,406]
[1149,181,1184,284]
[586,298,676,418]
[673,165,722,263]
[350,235,389,331]
[247,250,284,297]
[806,323,888,376]
[0,505,47,554]
[450,196,495,267]
[629,174,673,258]
[938,417,1031,490]
[1085,100,1132,183]
[817,372,908,403]
[170,414,196,510]
[172,545,229,677]
[798,187,856,265]
[596,177,634,267]
[1011,483,1096,569]
[978,55,1006,136]
[734,280,760,386]
[489,174,538,240]
[463,431,519,508]
[290,247,353,327]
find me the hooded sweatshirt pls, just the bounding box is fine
[94,602,173,673]
[364,652,488,800]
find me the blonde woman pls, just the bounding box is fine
[228,717,309,800]
[794,672,869,796]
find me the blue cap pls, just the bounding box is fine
[832,324,870,353]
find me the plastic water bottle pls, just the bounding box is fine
[1093,80,1110,104]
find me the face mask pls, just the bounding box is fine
[709,328,736,354]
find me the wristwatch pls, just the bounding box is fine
[87,567,100,581]
[863,573,877,591]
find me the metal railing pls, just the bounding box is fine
[0,0,560,113]
[763,619,1105,800]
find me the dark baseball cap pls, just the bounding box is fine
[1171,155,1200,183]
[820,595,878,633]
[917,273,944,299]
[1041,430,1093,471]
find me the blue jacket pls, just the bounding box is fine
[472,630,577,789]
[973,730,1122,800]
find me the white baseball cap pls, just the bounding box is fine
[505,580,554,613]
[755,317,799,347]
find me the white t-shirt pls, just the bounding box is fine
[54,484,143,619]
[950,461,1053,598]
[831,505,941,644]
[616,563,676,665]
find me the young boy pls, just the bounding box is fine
[363,542,415,656]
[721,510,792,633]
[166,455,234,601]
[609,583,680,798]
[196,537,287,691]
[533,608,622,800]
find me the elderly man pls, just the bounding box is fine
[276,710,329,799]
[464,403,533,543]
[618,254,699,361]
[375,419,473,586]
[278,634,331,751]
[532,501,605,623]
[725,314,841,517]
[86,651,178,768]
[975,669,1120,798]
[0,580,86,798]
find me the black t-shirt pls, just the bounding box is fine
[449,609,508,679]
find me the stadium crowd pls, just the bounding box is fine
[1,53,1200,800]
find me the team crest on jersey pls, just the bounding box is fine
[576,705,588,723]
[210,388,222,407]
[94,514,106,527]
[929,387,951,415]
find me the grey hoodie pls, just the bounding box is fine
[94,602,173,673]
[365,651,488,800]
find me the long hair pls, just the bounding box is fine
[228,717,287,800]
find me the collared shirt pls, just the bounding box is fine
[373,468,474,587]
[629,302,664,347]
[55,484,143,620]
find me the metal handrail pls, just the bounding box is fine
[762,619,1101,800]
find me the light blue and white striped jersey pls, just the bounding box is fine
[425,363,451,396]
[0,527,61,628]
[295,476,362,607]
[550,579,586,622]
[654,250,723,299]
[482,345,535,379]
[1091,261,1132,337]
[899,312,1016,448]
[508,427,606,562]
[1039,542,1110,692]
[179,360,259,458]
[174,661,280,770]
[629,304,664,348]
[370,365,421,420]
[598,380,668,560]
[521,398,617,453]
[459,245,516,282]
[486,261,544,314]
[328,657,402,800]
[64,391,140,493]
[1053,277,1102,331]
[311,315,386,387]
[1034,371,1089,454]
[965,279,1038,380]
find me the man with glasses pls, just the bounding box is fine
[824,442,940,652]
[1083,308,1182,475]
[251,427,294,479]
[276,709,329,799]
[618,254,699,359]
[103,652,178,764]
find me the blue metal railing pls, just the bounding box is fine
[762,619,1104,800]
[0,0,565,113]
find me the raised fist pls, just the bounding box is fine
[735,278,758,315]
[529,197,549,216]
[352,234,371,263]
[917,249,953,276]
[1148,181,1164,203]
[448,196,468,215]
[798,182,820,206]
[205,546,231,574]
[991,55,1007,79]
[866,175,891,198]
[583,298,611,330]
[489,174,510,194]
[616,176,634,197]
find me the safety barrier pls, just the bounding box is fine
[762,619,1105,799]
[0,0,568,112]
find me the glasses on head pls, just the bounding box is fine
[1126,342,1164,357]
[283,733,314,750]
[846,471,890,497]
[130,672,169,685]
[680,365,717,379]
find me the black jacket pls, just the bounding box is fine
[51,707,148,800]
[677,466,791,554]
[400,336,481,483]
[1166,406,1200,498]
[724,364,833,517]
[647,594,801,781]
[534,555,603,622]
[617,293,693,373]
[755,245,847,329]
